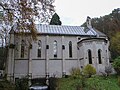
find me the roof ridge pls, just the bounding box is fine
[36,24,82,27]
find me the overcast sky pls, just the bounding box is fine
[54,0,120,26]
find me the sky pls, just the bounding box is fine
[54,0,120,26]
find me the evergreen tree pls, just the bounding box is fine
[50,13,62,25]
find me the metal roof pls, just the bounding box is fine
[36,24,105,36]
[94,29,106,37]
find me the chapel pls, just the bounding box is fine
[6,17,110,80]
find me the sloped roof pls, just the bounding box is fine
[36,24,98,36]
[94,29,106,37]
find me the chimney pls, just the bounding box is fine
[86,16,92,29]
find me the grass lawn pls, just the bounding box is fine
[57,75,120,90]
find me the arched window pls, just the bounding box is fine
[98,49,102,64]
[38,40,42,57]
[69,41,72,58]
[88,49,92,64]
[21,40,25,58]
[53,40,57,57]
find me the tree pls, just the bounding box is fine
[49,13,62,25]
[81,8,120,59]
[0,0,55,40]
[110,32,120,59]
[0,0,55,70]
[0,47,6,69]
[112,56,120,75]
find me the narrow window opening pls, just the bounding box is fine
[21,40,24,58]
[88,49,92,64]
[69,41,72,58]
[98,49,102,64]
[38,40,42,57]
[53,40,57,57]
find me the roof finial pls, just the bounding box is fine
[86,16,92,29]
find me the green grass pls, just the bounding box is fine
[0,75,119,90]
[85,75,119,90]
[57,78,80,90]
[57,75,120,90]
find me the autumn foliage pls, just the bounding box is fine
[82,8,120,59]
[0,0,55,40]
[83,64,96,78]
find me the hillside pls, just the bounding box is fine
[82,8,120,59]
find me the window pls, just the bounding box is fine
[88,49,92,64]
[53,40,57,57]
[69,41,72,58]
[98,49,102,64]
[21,40,25,58]
[78,37,81,40]
[38,40,42,57]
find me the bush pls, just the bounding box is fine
[105,65,112,76]
[0,80,15,90]
[83,64,96,78]
[118,76,120,86]
[70,67,81,79]
[15,77,29,90]
[112,56,120,75]
[49,77,58,90]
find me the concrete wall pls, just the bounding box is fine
[32,60,46,78]
[13,35,79,78]
[7,33,109,79]
[14,60,28,77]
[49,60,62,77]
[65,60,78,75]
[78,39,109,74]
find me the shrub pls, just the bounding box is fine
[0,80,15,90]
[83,64,96,78]
[105,65,112,76]
[15,77,29,90]
[49,77,58,90]
[112,56,120,75]
[70,67,81,79]
[118,76,120,86]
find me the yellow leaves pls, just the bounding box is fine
[27,23,37,40]
[111,32,120,54]
[83,64,96,77]
[8,12,13,22]
[17,21,37,40]
[1,0,54,41]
